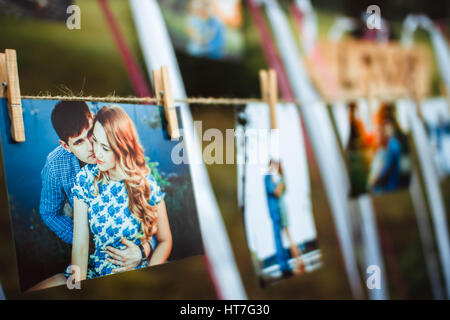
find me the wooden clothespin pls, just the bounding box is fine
[0,49,25,142]
[152,66,180,140]
[259,69,278,130]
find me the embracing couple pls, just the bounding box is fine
[30,101,172,291]
[264,159,305,277]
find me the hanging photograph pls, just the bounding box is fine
[345,101,413,197]
[236,103,322,287]
[158,0,244,60]
[0,98,203,292]
[421,97,450,179]
[0,0,73,21]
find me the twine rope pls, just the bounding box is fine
[21,92,413,106]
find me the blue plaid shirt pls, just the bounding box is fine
[39,145,81,244]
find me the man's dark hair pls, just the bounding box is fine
[51,101,92,143]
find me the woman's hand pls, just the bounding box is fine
[106,238,151,273]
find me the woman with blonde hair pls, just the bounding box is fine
[71,105,172,280]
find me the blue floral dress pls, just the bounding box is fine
[67,164,165,279]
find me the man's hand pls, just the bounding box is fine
[106,237,143,273]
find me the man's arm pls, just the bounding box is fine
[39,165,74,244]
[265,175,284,198]
[265,175,276,196]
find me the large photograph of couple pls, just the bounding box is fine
[0,98,203,292]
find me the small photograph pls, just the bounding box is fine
[0,99,203,292]
[236,103,322,287]
[0,0,73,21]
[159,0,244,60]
[421,97,450,178]
[346,102,412,197]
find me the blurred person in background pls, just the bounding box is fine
[347,102,371,196]
[187,0,225,59]
[369,104,410,192]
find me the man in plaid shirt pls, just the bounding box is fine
[31,101,151,291]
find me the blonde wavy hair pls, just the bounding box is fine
[93,105,158,240]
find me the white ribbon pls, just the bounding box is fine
[400,15,450,298]
[262,0,364,299]
[129,0,246,299]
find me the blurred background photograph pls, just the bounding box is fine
[0,0,73,21]
[159,0,244,60]
[0,0,449,300]
[0,99,203,292]
[345,102,412,197]
[236,103,322,287]
[421,97,450,179]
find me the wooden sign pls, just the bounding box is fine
[305,39,432,101]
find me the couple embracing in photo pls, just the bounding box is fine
[30,101,172,291]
